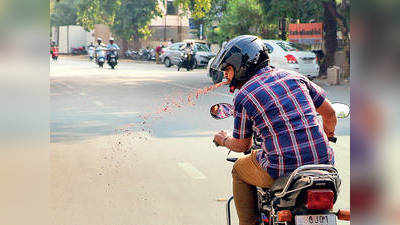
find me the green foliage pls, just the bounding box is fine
[75,0,161,40]
[50,0,78,26]
[175,0,212,20]
[207,0,273,43]
[264,0,324,23]
[219,0,264,36]
[108,0,161,40]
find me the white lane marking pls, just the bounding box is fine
[178,162,207,180]
[93,101,104,106]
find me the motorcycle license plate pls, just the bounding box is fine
[295,214,336,225]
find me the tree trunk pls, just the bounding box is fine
[122,39,129,52]
[133,36,141,51]
[322,0,337,73]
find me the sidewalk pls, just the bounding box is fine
[312,76,350,88]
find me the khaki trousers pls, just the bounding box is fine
[232,150,274,225]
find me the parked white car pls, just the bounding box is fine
[263,40,319,79]
[207,40,319,84]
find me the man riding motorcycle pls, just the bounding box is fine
[106,38,120,61]
[178,42,195,71]
[211,35,337,225]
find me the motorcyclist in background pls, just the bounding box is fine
[95,38,105,57]
[178,42,195,71]
[211,35,337,225]
[106,37,120,61]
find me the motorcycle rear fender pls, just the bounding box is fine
[270,169,341,209]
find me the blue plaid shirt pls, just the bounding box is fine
[233,67,334,179]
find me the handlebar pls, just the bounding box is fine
[217,136,338,163]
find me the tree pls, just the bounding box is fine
[50,0,78,27]
[259,0,350,76]
[76,0,161,50]
[218,0,265,38]
[175,0,212,20]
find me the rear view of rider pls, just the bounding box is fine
[211,35,337,225]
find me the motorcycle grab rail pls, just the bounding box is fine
[275,164,338,198]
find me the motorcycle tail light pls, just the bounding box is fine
[278,210,292,222]
[337,209,350,221]
[306,189,334,210]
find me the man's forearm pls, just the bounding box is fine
[317,100,337,137]
[224,136,252,153]
[322,113,337,137]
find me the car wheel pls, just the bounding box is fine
[164,58,171,67]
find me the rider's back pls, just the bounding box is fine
[233,67,334,179]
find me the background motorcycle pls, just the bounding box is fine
[125,50,139,60]
[178,50,195,71]
[88,46,95,61]
[210,102,351,225]
[139,48,152,61]
[71,46,87,55]
[107,47,118,69]
[95,46,106,68]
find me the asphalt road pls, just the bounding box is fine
[50,56,350,225]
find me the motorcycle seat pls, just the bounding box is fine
[270,175,292,192]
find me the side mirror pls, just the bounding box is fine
[210,103,234,120]
[331,103,350,118]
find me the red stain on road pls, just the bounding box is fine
[116,80,228,135]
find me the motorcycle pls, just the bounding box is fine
[210,102,351,225]
[107,47,118,69]
[50,46,59,61]
[88,45,95,61]
[95,46,106,68]
[125,49,140,60]
[149,48,156,61]
[71,46,87,55]
[178,50,195,71]
[139,48,152,61]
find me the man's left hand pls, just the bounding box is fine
[214,130,227,147]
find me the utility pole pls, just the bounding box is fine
[164,0,167,41]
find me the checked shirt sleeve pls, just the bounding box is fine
[305,78,327,108]
[233,100,253,139]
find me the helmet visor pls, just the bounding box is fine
[210,45,242,73]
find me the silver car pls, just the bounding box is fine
[160,42,216,68]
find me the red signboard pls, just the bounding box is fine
[289,23,323,45]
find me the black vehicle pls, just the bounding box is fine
[210,102,351,225]
[139,48,152,61]
[125,49,139,60]
[107,48,118,69]
[177,50,195,71]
